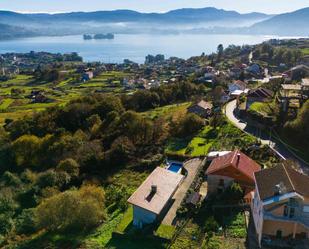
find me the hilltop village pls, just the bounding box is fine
[0,38,309,249]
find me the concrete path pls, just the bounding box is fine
[199,181,208,201]
[224,99,309,173]
[162,158,203,225]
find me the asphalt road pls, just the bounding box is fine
[224,100,309,174]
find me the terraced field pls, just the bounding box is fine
[0,71,131,124]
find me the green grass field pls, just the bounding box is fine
[141,102,191,120]
[165,126,216,157]
[0,98,14,110]
[249,101,277,117]
[155,224,175,240]
[302,48,309,55]
[0,71,131,125]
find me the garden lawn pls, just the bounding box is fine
[165,126,216,157]
[248,101,278,118]
[115,206,133,233]
[83,210,124,248]
[155,224,175,240]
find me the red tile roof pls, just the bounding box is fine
[206,150,261,181]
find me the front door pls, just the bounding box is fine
[276,230,282,239]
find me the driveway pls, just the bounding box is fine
[161,158,203,226]
[224,100,309,173]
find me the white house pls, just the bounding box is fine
[127,167,184,228]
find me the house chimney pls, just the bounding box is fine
[274,184,281,196]
[236,153,241,166]
[151,185,157,194]
[274,182,286,196]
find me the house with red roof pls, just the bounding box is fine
[206,150,261,198]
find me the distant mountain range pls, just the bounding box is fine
[0,8,271,24]
[249,7,309,36]
[0,7,308,39]
[0,23,35,39]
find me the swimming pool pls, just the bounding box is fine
[168,163,183,173]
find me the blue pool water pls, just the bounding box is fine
[168,163,182,173]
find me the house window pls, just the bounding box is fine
[283,205,289,217]
[289,207,295,218]
[219,179,224,186]
[276,230,282,239]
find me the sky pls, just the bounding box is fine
[0,0,308,14]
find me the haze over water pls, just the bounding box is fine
[0,34,293,63]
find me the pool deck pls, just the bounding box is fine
[162,158,204,226]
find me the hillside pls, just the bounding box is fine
[0,23,35,39]
[0,8,271,24]
[250,7,309,35]
[0,8,272,37]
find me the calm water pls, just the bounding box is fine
[0,34,280,63]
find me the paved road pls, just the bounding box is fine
[162,158,203,226]
[224,100,309,173]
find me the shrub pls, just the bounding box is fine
[0,213,13,235]
[56,158,80,178]
[15,208,36,235]
[35,185,106,232]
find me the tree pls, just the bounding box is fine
[57,158,80,179]
[12,135,41,167]
[35,185,106,232]
[217,44,224,61]
[108,136,135,165]
[15,208,36,235]
[284,100,309,146]
[171,113,204,137]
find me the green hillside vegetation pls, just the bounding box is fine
[0,71,131,125]
[0,80,205,248]
[248,101,279,118]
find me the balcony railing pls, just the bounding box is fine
[264,211,309,228]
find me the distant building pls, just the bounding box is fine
[187,100,213,118]
[82,70,94,82]
[252,164,309,247]
[246,63,262,76]
[246,88,274,109]
[229,67,243,79]
[206,150,261,197]
[284,65,309,81]
[127,167,184,228]
[228,80,247,93]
